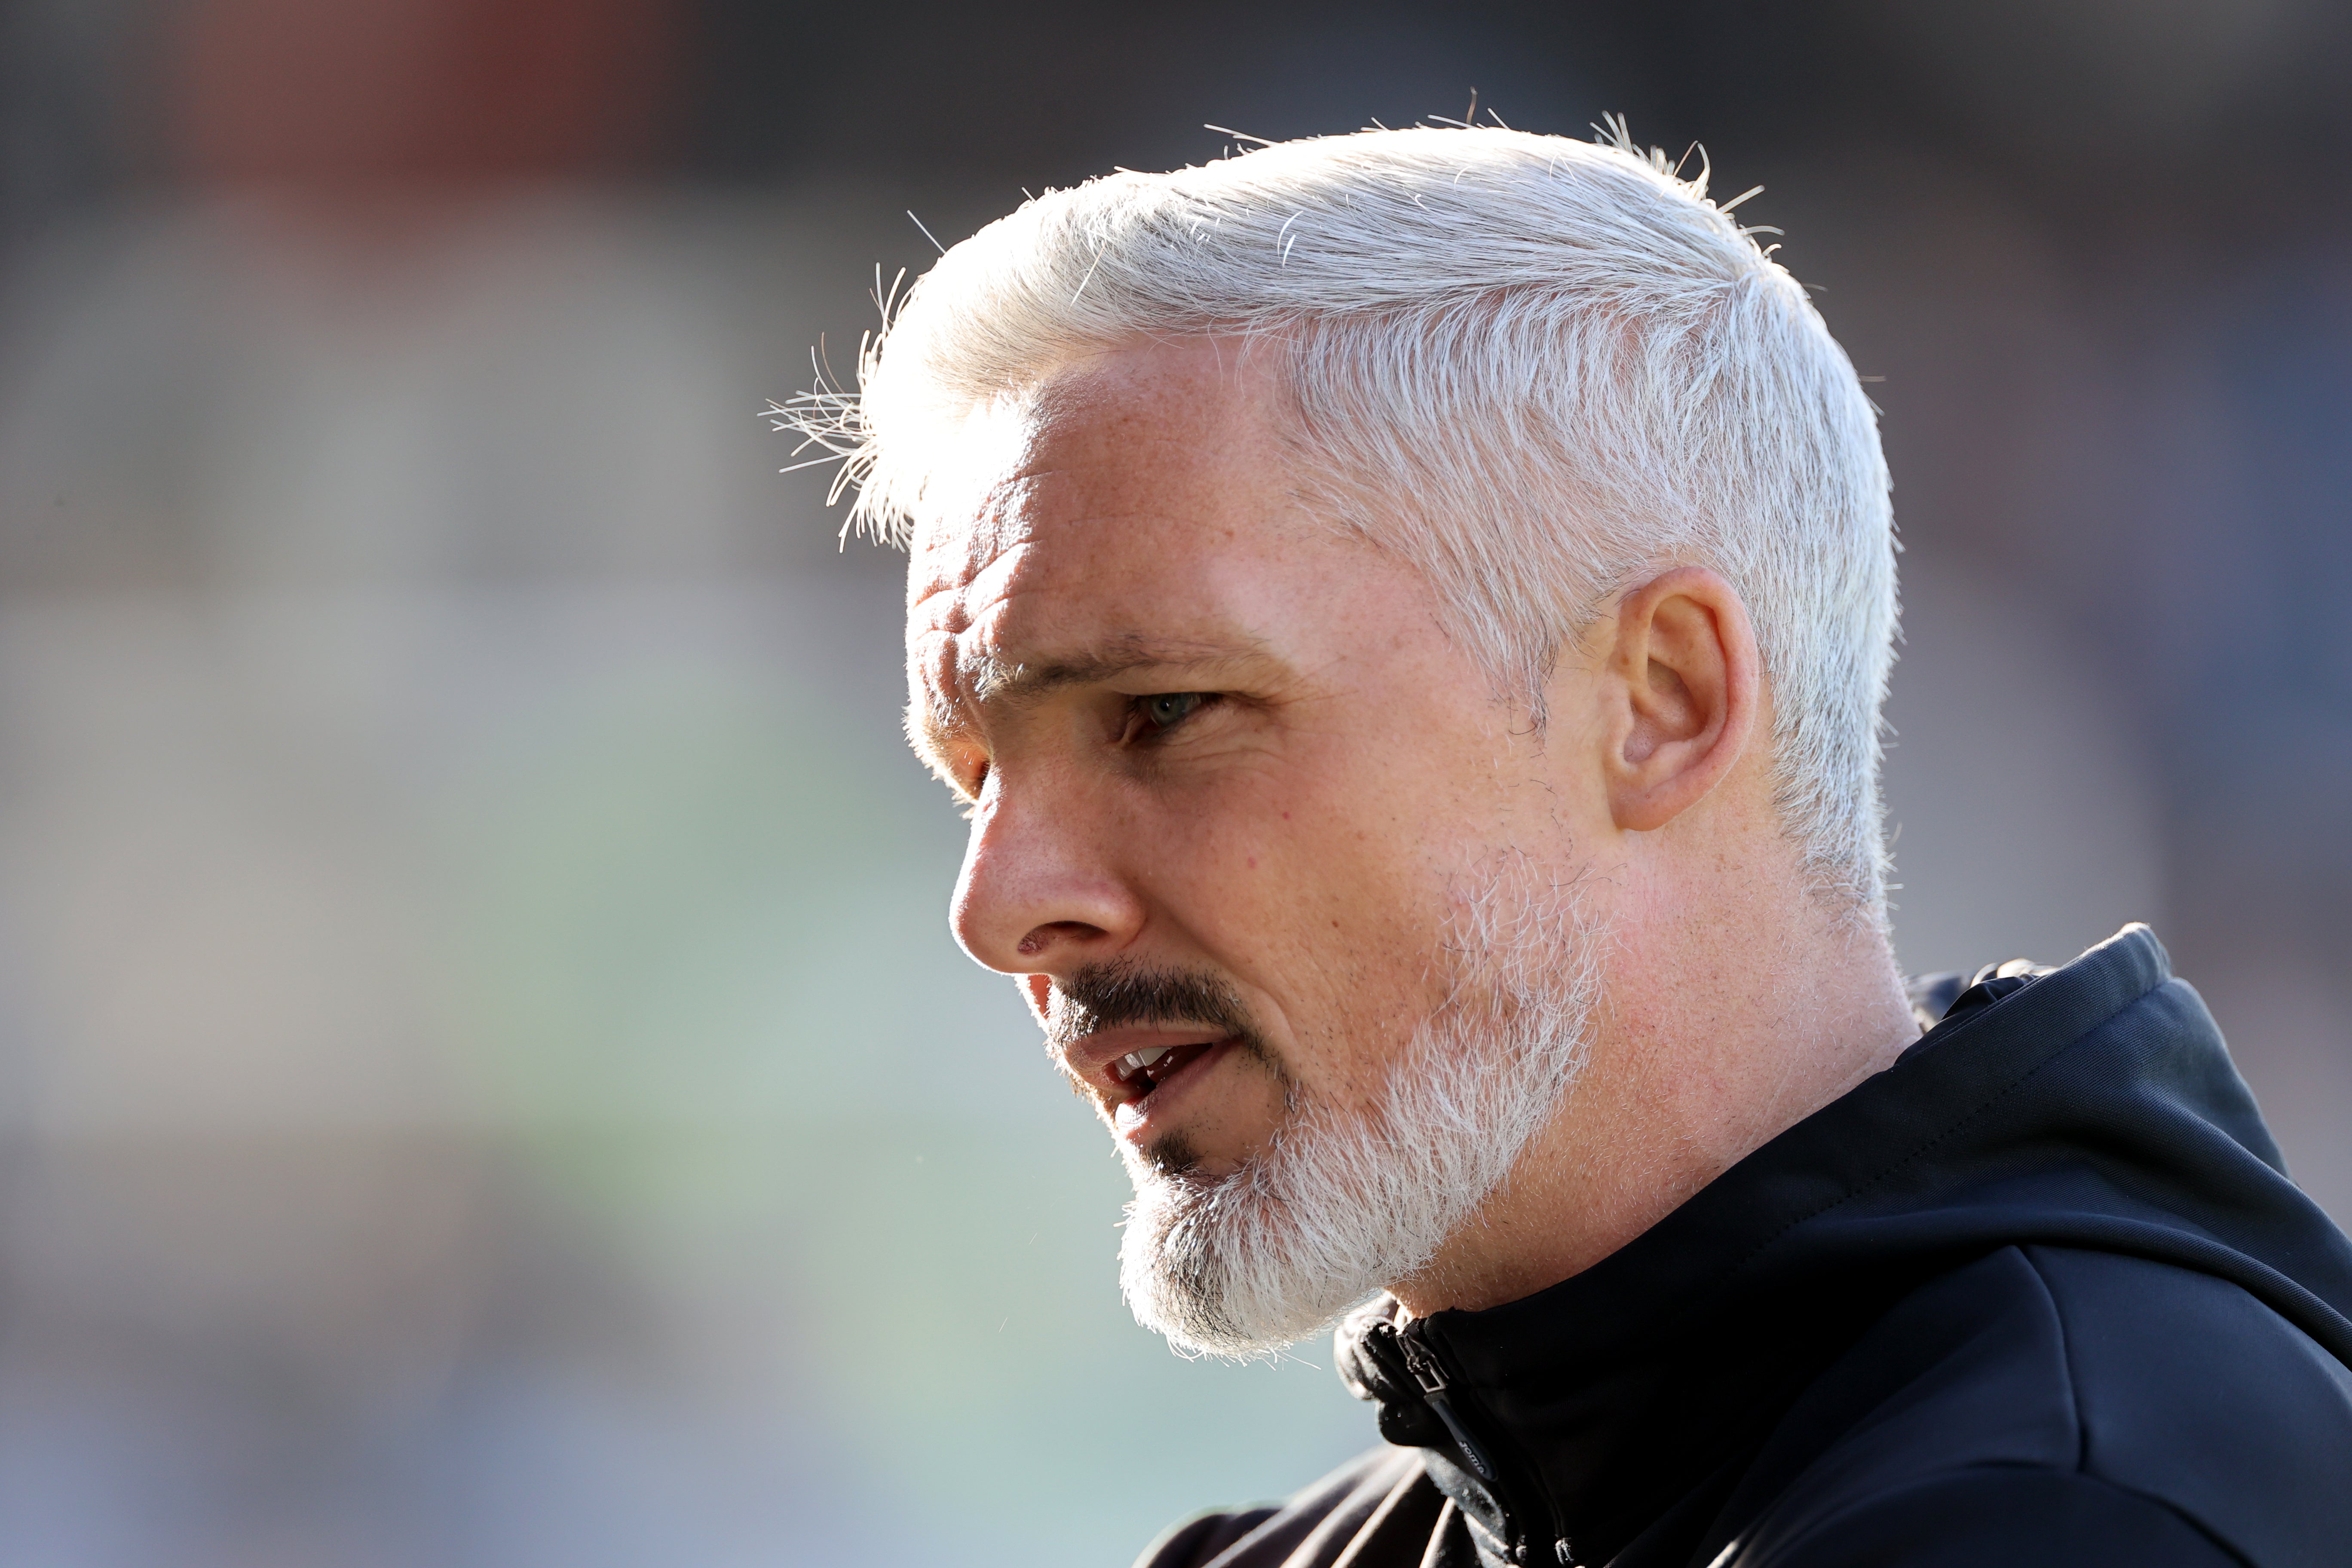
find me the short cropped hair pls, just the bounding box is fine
[787,124,1898,908]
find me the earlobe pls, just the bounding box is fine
[1604,567,1760,833]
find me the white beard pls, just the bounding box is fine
[1118,858,1603,1358]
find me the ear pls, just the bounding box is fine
[1598,566,1761,833]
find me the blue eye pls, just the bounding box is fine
[1138,692,1210,732]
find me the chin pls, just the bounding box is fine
[1122,959,1600,1355]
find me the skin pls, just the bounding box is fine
[906,338,1918,1318]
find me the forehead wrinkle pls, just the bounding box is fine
[923,431,1256,603]
[904,638,970,782]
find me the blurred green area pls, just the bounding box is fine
[426,629,1371,1559]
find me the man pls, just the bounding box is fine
[781,126,2352,1565]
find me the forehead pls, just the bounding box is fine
[906,341,1309,674]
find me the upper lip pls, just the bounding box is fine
[1063,1026,1234,1098]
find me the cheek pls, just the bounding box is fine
[1144,772,1398,943]
[1150,787,1462,1099]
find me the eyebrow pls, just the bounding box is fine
[912,634,1273,776]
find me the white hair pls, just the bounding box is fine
[1120,853,1603,1358]
[780,121,1899,905]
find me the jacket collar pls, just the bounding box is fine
[1332,925,2346,1565]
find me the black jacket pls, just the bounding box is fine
[1136,925,2352,1568]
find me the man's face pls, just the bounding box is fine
[906,341,1601,1349]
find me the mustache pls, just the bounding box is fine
[1044,962,1265,1050]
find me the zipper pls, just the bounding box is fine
[1390,1321,1583,1566]
[1396,1330,1500,1484]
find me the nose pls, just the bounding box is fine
[950,778,1143,975]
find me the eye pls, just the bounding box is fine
[1128,691,1216,738]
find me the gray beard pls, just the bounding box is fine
[1117,858,1602,1358]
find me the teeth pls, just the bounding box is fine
[1117,1046,1175,1079]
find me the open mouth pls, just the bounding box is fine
[1109,1039,1225,1102]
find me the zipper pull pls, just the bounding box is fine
[1553,1538,1580,1565]
[1397,1332,1498,1484]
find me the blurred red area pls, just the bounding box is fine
[172,0,677,189]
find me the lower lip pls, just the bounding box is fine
[1112,1038,1235,1143]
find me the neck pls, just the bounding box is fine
[1391,887,1916,1319]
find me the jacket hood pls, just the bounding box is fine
[1335,923,2352,1564]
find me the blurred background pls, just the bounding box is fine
[0,0,2345,1562]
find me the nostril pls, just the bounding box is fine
[1018,920,1105,958]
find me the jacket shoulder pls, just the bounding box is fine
[1743,1467,2241,1567]
[1132,1446,1443,1568]
[2025,1244,2352,1565]
[1715,1245,2352,1568]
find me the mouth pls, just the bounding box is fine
[1109,1040,1224,1098]
[1070,1032,1237,1137]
